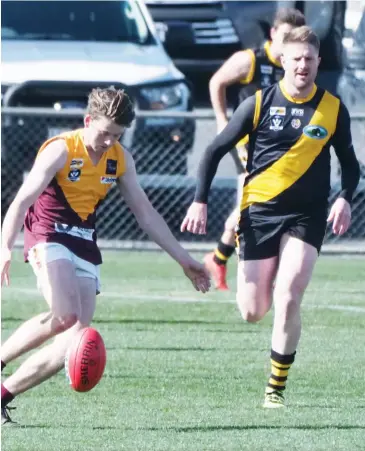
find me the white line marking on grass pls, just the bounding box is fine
[4,287,219,303]
[4,287,365,313]
[308,304,365,313]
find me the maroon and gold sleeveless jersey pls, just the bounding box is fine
[24,129,126,264]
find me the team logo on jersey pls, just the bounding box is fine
[106,159,117,175]
[291,118,301,129]
[291,108,304,117]
[270,117,284,131]
[100,176,117,184]
[70,158,84,168]
[303,125,328,140]
[270,107,286,116]
[260,65,273,75]
[55,223,94,241]
[68,169,81,182]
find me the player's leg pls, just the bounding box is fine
[1,274,96,423]
[235,215,280,322]
[222,206,240,247]
[273,235,318,354]
[236,257,278,322]
[264,234,318,408]
[204,170,246,290]
[3,277,96,396]
[1,257,81,415]
[1,312,74,368]
[204,207,237,291]
[1,245,80,368]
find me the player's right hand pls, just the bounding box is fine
[180,202,207,234]
[180,257,211,293]
[1,248,11,286]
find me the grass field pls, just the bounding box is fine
[2,250,365,451]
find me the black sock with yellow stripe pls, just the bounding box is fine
[266,349,296,393]
[213,240,235,266]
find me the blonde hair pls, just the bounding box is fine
[87,86,135,127]
[283,26,320,51]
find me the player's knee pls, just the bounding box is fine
[52,320,85,352]
[240,308,264,323]
[52,313,79,334]
[61,313,79,329]
[236,295,266,323]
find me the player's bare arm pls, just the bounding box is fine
[1,141,68,286]
[327,102,360,235]
[181,94,257,234]
[209,50,254,132]
[117,150,210,293]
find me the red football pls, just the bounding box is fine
[65,327,106,392]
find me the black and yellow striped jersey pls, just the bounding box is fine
[242,81,341,212]
[195,81,360,214]
[236,41,284,107]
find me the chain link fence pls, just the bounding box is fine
[2,107,365,250]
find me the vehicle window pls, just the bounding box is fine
[1,0,154,44]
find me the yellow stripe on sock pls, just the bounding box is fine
[214,249,229,261]
[269,378,286,387]
[271,359,291,369]
[271,367,289,377]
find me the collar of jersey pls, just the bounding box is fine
[264,41,282,68]
[279,80,317,104]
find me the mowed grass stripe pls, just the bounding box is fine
[2,252,364,450]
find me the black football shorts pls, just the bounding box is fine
[236,208,328,260]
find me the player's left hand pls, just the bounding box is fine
[327,197,351,235]
[180,258,211,293]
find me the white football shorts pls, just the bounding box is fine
[28,242,101,293]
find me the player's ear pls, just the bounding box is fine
[280,54,285,68]
[317,56,321,67]
[84,114,91,128]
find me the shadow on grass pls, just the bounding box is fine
[130,328,258,334]
[94,319,241,326]
[103,373,260,380]
[114,346,246,352]
[2,317,244,327]
[91,424,365,431]
[3,424,53,429]
[6,423,365,431]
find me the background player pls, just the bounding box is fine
[181,27,360,407]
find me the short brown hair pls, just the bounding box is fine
[273,7,306,29]
[282,25,320,51]
[87,86,135,127]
